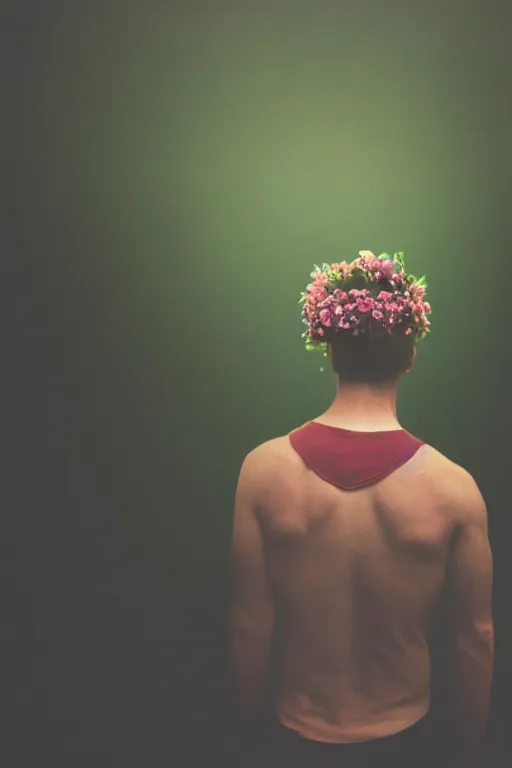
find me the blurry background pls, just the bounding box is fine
[8,0,510,765]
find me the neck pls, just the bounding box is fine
[318,378,401,431]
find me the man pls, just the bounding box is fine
[231,251,494,767]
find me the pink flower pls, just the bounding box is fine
[319,309,332,326]
[358,252,376,270]
[411,284,426,299]
[380,259,394,278]
[302,251,430,346]
[357,299,372,313]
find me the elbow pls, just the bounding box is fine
[456,622,494,660]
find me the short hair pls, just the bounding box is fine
[328,329,415,384]
[318,271,415,384]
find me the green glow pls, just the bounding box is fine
[33,5,497,433]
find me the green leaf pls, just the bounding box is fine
[394,252,406,269]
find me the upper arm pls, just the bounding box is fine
[232,448,274,623]
[446,470,494,632]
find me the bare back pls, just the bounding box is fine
[258,437,457,743]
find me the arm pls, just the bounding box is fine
[446,471,494,758]
[231,448,276,743]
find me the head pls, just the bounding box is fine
[327,329,417,386]
[299,250,431,385]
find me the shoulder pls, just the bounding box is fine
[239,435,296,476]
[417,443,469,480]
[421,444,487,523]
[236,435,301,495]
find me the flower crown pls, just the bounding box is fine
[299,250,431,352]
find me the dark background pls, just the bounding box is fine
[7,1,511,765]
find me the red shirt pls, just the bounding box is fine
[289,421,424,491]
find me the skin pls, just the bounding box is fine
[231,348,494,755]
